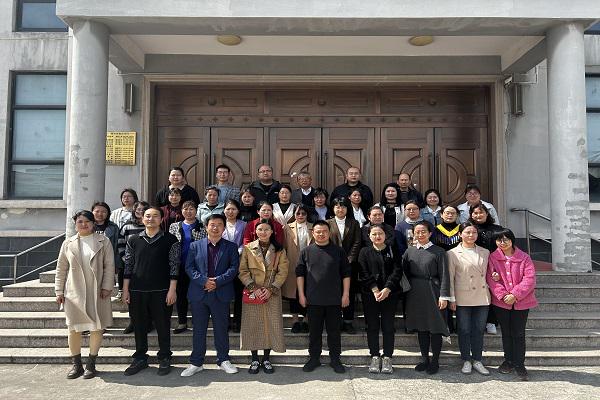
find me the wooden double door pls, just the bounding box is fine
[156,125,488,205]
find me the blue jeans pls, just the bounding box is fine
[455,305,489,362]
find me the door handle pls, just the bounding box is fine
[211,154,216,185]
[315,151,320,187]
[428,154,433,190]
[203,153,209,188]
[323,151,329,188]
[435,154,440,191]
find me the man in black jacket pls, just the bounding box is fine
[291,172,316,207]
[361,206,397,249]
[248,165,282,205]
[330,167,374,213]
[391,172,424,208]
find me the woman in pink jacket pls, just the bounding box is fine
[487,228,537,381]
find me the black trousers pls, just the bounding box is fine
[493,305,529,367]
[130,290,173,361]
[287,292,306,317]
[362,292,399,357]
[307,305,342,359]
[342,263,359,321]
[175,266,190,325]
[118,267,124,291]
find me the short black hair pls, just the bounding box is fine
[256,200,273,211]
[168,187,182,196]
[295,204,310,216]
[170,166,184,175]
[414,220,433,233]
[312,220,330,230]
[441,204,459,214]
[469,203,494,225]
[464,183,481,195]
[368,223,387,235]
[313,187,329,199]
[91,201,111,215]
[205,185,221,195]
[215,164,231,172]
[424,188,443,206]
[206,213,226,225]
[367,205,384,216]
[493,228,517,247]
[459,221,477,233]
[145,206,164,218]
[72,210,94,223]
[331,197,349,208]
[404,200,420,208]
[120,188,139,205]
[279,183,292,193]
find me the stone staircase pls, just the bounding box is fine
[0,270,599,366]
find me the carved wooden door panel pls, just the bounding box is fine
[322,128,375,195]
[379,127,433,196]
[267,127,321,188]
[210,127,265,189]
[435,127,488,205]
[156,126,210,196]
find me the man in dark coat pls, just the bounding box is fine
[330,166,374,213]
[248,165,282,205]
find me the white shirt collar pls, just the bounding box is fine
[415,241,434,249]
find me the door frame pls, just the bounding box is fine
[142,75,505,221]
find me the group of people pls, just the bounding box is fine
[54,163,537,381]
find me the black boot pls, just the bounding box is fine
[67,354,84,379]
[83,354,97,379]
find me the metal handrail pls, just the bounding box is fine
[511,207,600,269]
[0,233,65,284]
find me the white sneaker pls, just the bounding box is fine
[368,356,380,373]
[381,357,393,374]
[461,360,472,374]
[486,323,497,335]
[180,364,203,377]
[472,361,490,376]
[219,360,238,374]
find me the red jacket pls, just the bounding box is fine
[242,218,284,246]
[487,247,538,310]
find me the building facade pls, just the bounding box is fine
[1,1,599,272]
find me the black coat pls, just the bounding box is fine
[358,245,404,294]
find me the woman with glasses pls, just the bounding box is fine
[110,188,138,229]
[487,229,537,381]
[457,184,499,225]
[402,221,451,375]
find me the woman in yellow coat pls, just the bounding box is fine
[238,219,289,374]
[55,210,115,379]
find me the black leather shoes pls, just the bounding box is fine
[124,359,148,376]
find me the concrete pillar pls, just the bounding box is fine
[546,23,591,272]
[65,20,109,236]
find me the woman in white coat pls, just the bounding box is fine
[55,210,115,379]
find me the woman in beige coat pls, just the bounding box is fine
[238,220,289,374]
[447,222,491,376]
[282,205,313,333]
[55,210,115,379]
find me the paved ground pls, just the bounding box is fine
[0,363,599,400]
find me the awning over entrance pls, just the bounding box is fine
[56,0,599,75]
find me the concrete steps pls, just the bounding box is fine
[1,270,599,365]
[1,347,598,367]
[0,327,598,349]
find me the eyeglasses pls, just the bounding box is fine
[259,170,272,173]
[496,238,511,243]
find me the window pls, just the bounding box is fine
[587,75,600,202]
[16,0,67,32]
[8,73,67,198]
[586,22,600,35]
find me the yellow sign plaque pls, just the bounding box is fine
[106,131,136,166]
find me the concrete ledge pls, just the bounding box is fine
[0,200,66,209]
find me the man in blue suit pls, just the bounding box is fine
[181,214,240,376]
